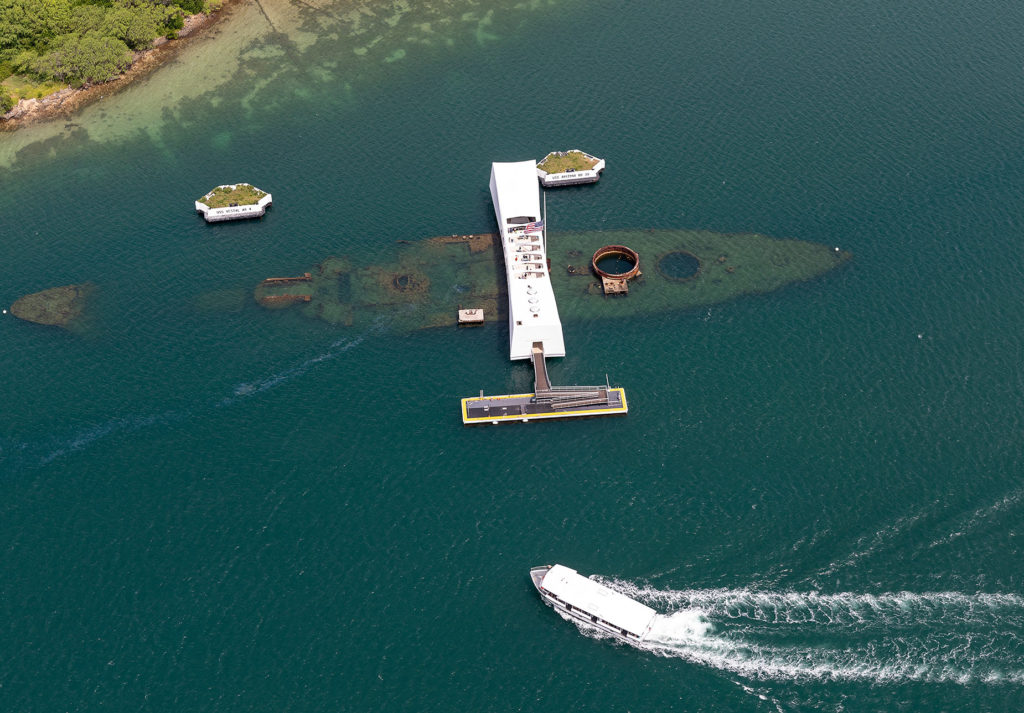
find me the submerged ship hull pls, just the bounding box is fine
[250,229,852,331]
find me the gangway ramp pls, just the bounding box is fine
[532,342,551,393]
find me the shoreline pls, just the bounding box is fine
[0,0,245,132]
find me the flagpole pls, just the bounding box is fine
[542,189,547,256]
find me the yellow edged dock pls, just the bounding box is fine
[462,388,628,425]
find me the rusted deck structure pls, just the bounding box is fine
[260,273,312,285]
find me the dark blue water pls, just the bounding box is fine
[2,0,1024,710]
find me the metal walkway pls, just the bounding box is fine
[521,342,619,411]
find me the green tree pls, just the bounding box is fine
[177,1,208,14]
[103,1,178,49]
[30,31,131,85]
[10,48,38,74]
[0,0,74,51]
[0,83,14,113]
[0,0,205,85]
[67,5,108,36]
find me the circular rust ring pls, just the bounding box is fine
[591,245,640,280]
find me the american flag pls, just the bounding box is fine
[524,220,544,232]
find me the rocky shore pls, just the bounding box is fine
[0,0,244,131]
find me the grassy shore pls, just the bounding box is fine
[1,76,67,102]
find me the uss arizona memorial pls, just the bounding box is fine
[489,160,566,361]
[459,160,627,425]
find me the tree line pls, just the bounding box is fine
[0,0,221,107]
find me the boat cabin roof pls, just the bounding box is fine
[542,565,656,636]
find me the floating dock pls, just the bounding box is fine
[464,342,627,423]
[462,388,628,424]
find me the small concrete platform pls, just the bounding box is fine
[461,388,628,425]
[458,308,485,325]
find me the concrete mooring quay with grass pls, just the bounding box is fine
[195,183,273,223]
[536,150,605,187]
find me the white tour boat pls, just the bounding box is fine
[530,564,657,642]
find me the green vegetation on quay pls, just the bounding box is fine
[199,184,267,209]
[537,150,599,174]
[0,0,222,106]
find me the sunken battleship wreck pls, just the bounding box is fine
[249,159,849,424]
[252,221,850,425]
[252,228,851,332]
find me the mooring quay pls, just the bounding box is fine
[462,388,628,423]
[195,183,273,223]
[461,161,627,425]
[462,341,628,423]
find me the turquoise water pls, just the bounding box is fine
[3,0,1024,710]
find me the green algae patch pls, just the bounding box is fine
[10,283,95,330]
[250,229,851,330]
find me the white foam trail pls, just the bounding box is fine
[40,409,185,465]
[217,335,364,407]
[929,485,1024,549]
[647,609,715,643]
[639,626,1024,685]
[571,577,1024,685]
[817,504,938,576]
[22,332,373,468]
[610,581,1024,628]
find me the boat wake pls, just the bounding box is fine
[39,409,186,465]
[927,484,1024,549]
[580,577,1024,684]
[217,335,364,407]
[11,333,373,469]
